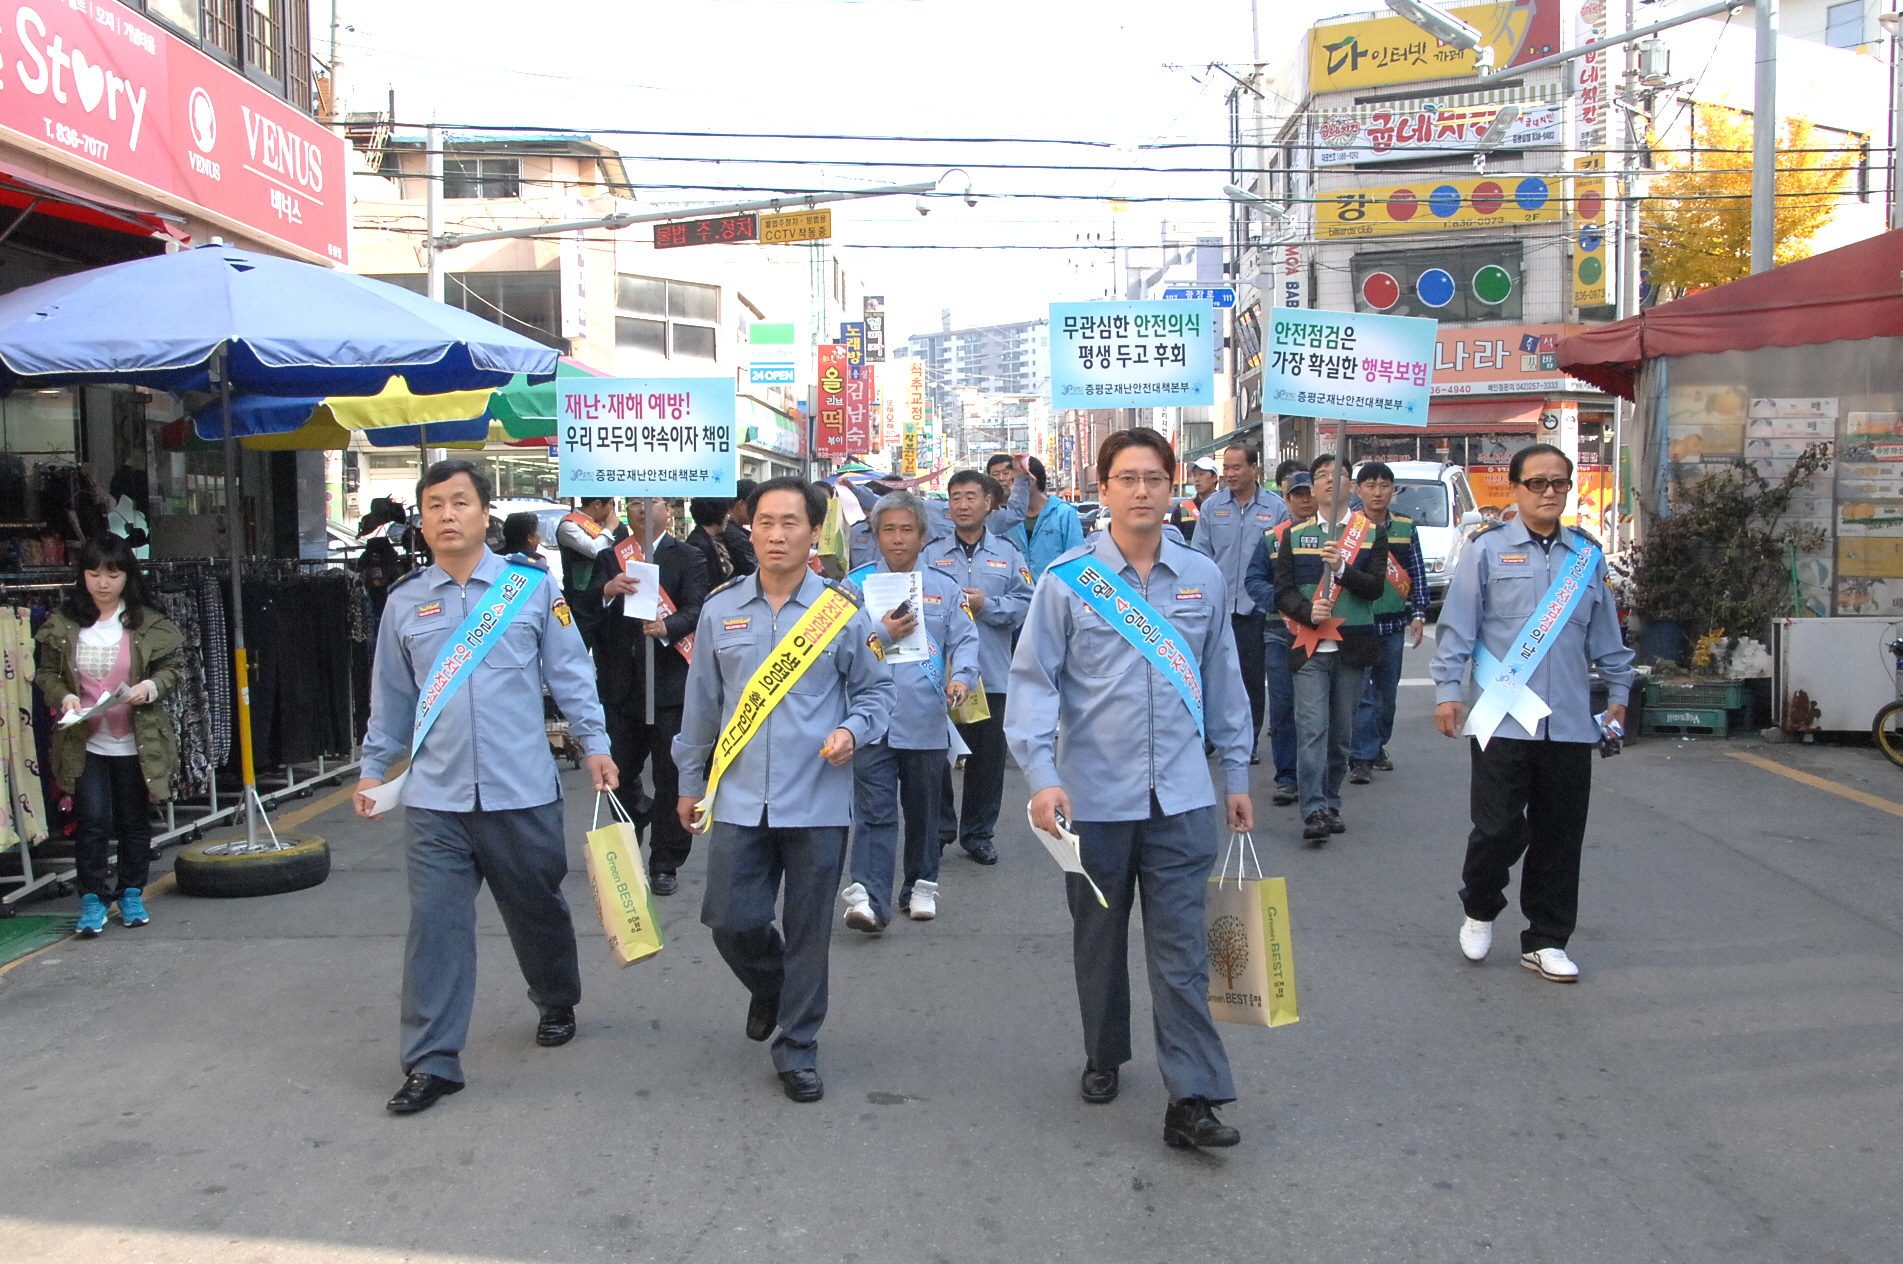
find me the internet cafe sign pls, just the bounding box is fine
[0,0,349,263]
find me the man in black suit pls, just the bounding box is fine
[685,497,756,582]
[595,498,711,896]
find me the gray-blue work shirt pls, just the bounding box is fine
[673,569,895,827]
[1006,530,1253,821]
[843,559,981,750]
[919,530,1033,692]
[1429,519,1636,744]
[361,548,610,812]
[1190,484,1290,616]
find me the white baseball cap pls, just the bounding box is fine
[1191,455,1220,473]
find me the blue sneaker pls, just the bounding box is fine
[76,893,107,937]
[117,888,149,928]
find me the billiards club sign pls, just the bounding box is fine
[0,0,347,263]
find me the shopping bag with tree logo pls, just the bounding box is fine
[1204,832,1298,1027]
[584,792,663,966]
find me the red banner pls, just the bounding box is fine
[0,0,349,264]
[815,343,850,456]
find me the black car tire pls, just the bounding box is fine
[173,833,331,898]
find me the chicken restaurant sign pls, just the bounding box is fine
[0,0,348,264]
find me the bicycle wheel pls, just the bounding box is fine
[1874,701,1903,770]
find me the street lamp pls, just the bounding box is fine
[1383,0,1482,49]
[1223,184,1298,244]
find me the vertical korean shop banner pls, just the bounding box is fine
[558,379,737,497]
[1049,301,1216,407]
[903,360,926,476]
[844,363,874,451]
[815,344,851,457]
[1262,308,1436,425]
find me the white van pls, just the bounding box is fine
[1379,461,1482,607]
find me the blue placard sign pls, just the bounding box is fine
[1262,307,1436,427]
[1049,299,1215,408]
[557,377,737,497]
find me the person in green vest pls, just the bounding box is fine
[1271,453,1390,844]
[1348,461,1430,784]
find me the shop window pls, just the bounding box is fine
[615,274,721,361]
[1352,244,1525,322]
[202,0,241,63]
[444,158,522,200]
[147,0,200,36]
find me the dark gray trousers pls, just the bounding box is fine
[1071,799,1235,1104]
[700,820,848,1073]
[400,801,580,1083]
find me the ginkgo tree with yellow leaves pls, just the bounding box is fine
[1644,109,1860,295]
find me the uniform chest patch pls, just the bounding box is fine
[551,597,573,627]
[1499,554,1529,565]
[1209,508,1231,518]
[722,617,752,631]
[923,593,943,605]
[1175,587,1204,601]
[984,558,1009,568]
[415,601,443,618]
[933,557,957,566]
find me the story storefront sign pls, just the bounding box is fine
[0,0,349,263]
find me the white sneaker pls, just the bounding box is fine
[840,882,882,933]
[1459,917,1493,962]
[908,880,938,921]
[1521,947,1580,982]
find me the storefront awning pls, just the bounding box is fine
[1182,421,1263,462]
[1348,397,1547,434]
[1559,227,1903,400]
[0,162,189,242]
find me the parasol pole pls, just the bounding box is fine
[215,345,259,846]
[1325,414,1350,599]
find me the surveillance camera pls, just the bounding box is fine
[916,197,932,216]
[964,192,978,208]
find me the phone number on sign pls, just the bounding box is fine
[563,424,733,454]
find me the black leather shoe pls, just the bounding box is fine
[1272,783,1297,806]
[386,1072,464,1114]
[1326,810,1346,835]
[536,1007,577,1047]
[965,843,999,865]
[650,870,678,897]
[1249,750,1262,765]
[1302,812,1330,842]
[1348,760,1373,784]
[1080,1065,1120,1104]
[1373,755,1394,772]
[779,1068,824,1102]
[1164,1097,1240,1148]
[746,993,780,1043]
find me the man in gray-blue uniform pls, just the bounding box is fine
[357,459,618,1116]
[924,470,1034,864]
[673,477,894,1103]
[839,490,980,931]
[1008,428,1256,1151]
[1191,441,1289,763]
[1430,444,1634,985]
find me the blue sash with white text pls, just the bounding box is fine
[411,563,547,757]
[1465,532,1602,747]
[1050,555,1205,737]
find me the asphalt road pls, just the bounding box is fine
[4,641,1901,1263]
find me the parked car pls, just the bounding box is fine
[1382,461,1481,608]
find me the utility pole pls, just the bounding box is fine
[425,122,443,304]
[1752,0,1778,272]
[1885,13,1903,231]
[326,0,343,123]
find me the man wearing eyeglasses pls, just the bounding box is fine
[1430,444,1634,985]
[1008,428,1255,1150]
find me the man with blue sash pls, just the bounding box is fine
[357,459,617,1115]
[840,490,980,929]
[1008,428,1255,1151]
[1430,445,1634,984]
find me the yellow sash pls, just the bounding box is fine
[693,585,859,830]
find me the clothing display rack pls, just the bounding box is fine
[1,580,76,907]
[0,558,368,909]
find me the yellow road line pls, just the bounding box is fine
[1726,750,1903,820]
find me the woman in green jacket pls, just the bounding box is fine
[35,535,183,937]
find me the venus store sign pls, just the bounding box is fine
[0,0,347,263]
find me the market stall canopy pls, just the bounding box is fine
[1559,229,1903,401]
[491,357,615,438]
[0,244,560,396]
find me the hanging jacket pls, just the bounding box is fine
[35,608,183,800]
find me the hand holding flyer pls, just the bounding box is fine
[620,560,662,620]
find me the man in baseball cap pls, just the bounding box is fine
[1172,456,1222,544]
